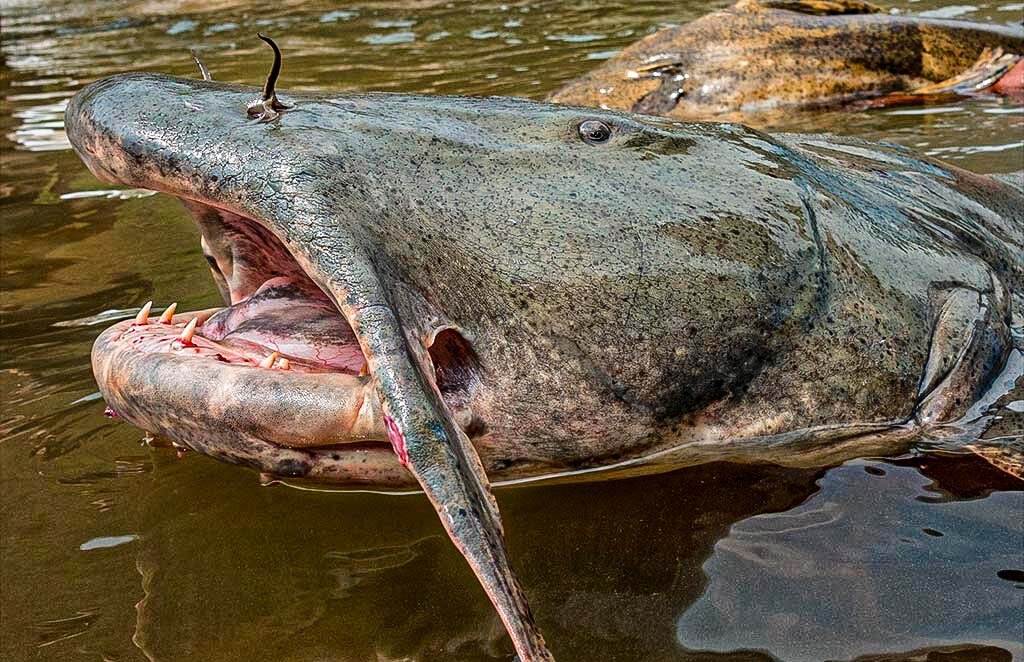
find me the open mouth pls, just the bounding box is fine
[183,200,368,377]
[123,276,366,376]
[92,202,411,483]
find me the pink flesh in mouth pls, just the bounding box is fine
[120,277,367,375]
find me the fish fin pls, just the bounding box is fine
[909,47,1022,96]
[990,55,1024,96]
[856,50,1021,107]
[632,75,686,115]
[915,286,1024,483]
[915,286,1010,426]
[734,0,886,15]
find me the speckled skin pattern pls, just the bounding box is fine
[66,74,1023,660]
[548,0,1024,118]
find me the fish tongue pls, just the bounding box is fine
[203,278,365,372]
[355,304,554,661]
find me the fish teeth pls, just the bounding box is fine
[180,318,198,344]
[259,352,279,369]
[159,302,177,324]
[277,357,291,371]
[133,301,153,325]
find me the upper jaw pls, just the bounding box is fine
[65,74,317,233]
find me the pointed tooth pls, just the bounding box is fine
[259,352,279,369]
[277,357,291,371]
[159,302,178,324]
[180,318,198,344]
[359,361,369,377]
[134,301,153,325]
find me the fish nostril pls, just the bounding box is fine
[427,327,481,399]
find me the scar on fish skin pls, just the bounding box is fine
[190,50,212,81]
[247,34,293,122]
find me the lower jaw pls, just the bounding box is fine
[92,307,417,487]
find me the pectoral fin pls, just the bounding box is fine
[915,285,1023,480]
[915,286,1009,426]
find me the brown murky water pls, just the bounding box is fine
[2,1,1023,660]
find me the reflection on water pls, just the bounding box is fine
[1,0,1022,660]
[130,458,824,661]
[678,459,1023,661]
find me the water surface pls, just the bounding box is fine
[1,0,1022,660]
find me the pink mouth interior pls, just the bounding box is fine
[121,277,366,375]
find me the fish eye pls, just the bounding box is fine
[578,120,611,145]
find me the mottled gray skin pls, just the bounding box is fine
[66,74,1023,660]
